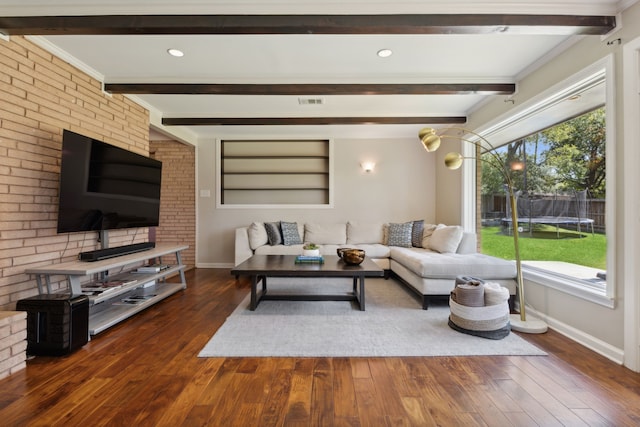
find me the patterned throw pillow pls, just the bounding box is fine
[411,220,424,247]
[387,222,413,247]
[265,222,282,246]
[281,221,303,246]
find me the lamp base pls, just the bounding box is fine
[509,314,548,334]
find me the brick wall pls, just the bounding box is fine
[150,140,196,269]
[0,311,27,379]
[0,36,152,310]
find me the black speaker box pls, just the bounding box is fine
[17,293,89,356]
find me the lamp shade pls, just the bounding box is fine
[444,152,464,169]
[418,128,440,152]
[418,127,435,140]
[510,160,525,171]
[421,134,441,152]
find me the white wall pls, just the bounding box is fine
[439,2,640,362]
[434,139,464,224]
[196,137,436,267]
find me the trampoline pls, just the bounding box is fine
[502,189,595,238]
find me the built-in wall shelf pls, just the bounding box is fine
[220,139,331,205]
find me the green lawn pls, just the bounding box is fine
[480,225,607,270]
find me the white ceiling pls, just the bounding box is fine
[0,0,632,143]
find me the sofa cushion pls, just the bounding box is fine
[247,222,269,250]
[338,244,391,259]
[429,225,463,253]
[390,247,516,279]
[255,244,303,255]
[304,223,347,244]
[281,221,303,245]
[265,222,282,246]
[387,222,413,247]
[346,221,384,244]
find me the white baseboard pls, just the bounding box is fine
[526,306,624,365]
[196,262,234,268]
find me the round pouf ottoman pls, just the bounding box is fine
[449,277,511,340]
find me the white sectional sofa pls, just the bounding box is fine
[235,220,517,309]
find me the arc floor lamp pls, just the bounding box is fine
[419,127,547,334]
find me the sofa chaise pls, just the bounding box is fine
[235,220,517,309]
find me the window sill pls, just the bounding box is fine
[522,261,614,308]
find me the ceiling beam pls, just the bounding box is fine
[105,83,516,96]
[162,116,466,126]
[0,14,616,36]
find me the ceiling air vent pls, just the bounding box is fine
[298,97,324,105]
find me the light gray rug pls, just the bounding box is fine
[198,278,546,357]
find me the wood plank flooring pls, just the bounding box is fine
[1,268,640,426]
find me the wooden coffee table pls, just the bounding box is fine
[231,254,384,311]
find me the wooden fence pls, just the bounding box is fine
[482,194,605,234]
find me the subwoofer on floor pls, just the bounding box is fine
[16,293,89,356]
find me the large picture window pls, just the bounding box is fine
[471,57,614,305]
[481,107,606,288]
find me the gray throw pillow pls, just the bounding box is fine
[387,222,413,247]
[411,220,424,247]
[281,221,302,246]
[265,222,282,246]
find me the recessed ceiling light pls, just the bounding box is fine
[377,49,393,58]
[167,48,184,57]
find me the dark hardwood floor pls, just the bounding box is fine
[1,268,639,426]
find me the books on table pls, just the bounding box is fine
[295,255,324,264]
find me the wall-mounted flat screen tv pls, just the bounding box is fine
[57,129,162,233]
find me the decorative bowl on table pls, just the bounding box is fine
[337,248,366,265]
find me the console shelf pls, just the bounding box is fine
[26,244,188,336]
[88,281,185,335]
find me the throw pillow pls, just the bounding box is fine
[387,222,413,247]
[281,221,303,246]
[421,223,439,248]
[247,222,268,250]
[264,221,283,246]
[411,220,424,247]
[429,225,464,253]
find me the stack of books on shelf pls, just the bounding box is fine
[295,255,324,264]
[113,294,157,306]
[80,278,138,296]
[132,264,170,273]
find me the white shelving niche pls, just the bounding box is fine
[26,244,188,336]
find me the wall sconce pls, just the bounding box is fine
[361,162,375,173]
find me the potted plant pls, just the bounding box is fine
[302,243,320,257]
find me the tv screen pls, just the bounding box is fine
[57,130,162,233]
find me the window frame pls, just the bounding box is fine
[463,55,615,308]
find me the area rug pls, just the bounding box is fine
[198,278,546,357]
